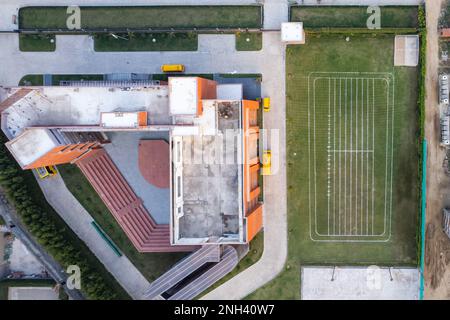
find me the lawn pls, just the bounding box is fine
[94,33,197,52]
[19,6,262,29]
[248,34,420,299]
[236,32,262,51]
[0,279,57,300]
[57,164,188,282]
[19,74,43,86]
[19,34,55,52]
[290,6,419,28]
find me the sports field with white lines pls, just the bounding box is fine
[285,35,419,265]
[308,72,394,242]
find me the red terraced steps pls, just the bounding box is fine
[75,148,196,253]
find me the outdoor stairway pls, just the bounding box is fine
[75,148,195,253]
[168,245,238,300]
[143,244,223,299]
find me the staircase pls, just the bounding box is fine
[75,148,195,253]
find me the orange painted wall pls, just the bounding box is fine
[25,142,98,169]
[242,99,264,242]
[197,77,217,116]
[246,203,263,242]
[138,111,148,126]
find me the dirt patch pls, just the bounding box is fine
[424,0,450,299]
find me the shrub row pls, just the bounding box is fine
[416,5,427,264]
[0,133,127,299]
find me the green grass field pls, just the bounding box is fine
[19,34,55,52]
[248,34,419,300]
[291,6,419,28]
[235,32,262,51]
[19,6,262,29]
[94,33,198,52]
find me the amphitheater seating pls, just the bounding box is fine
[76,148,195,253]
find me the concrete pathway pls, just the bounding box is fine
[36,174,150,299]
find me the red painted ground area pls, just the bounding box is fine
[138,140,169,189]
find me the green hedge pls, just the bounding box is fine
[19,6,262,29]
[305,27,419,35]
[290,5,419,28]
[417,5,426,265]
[0,133,129,300]
[19,34,55,52]
[94,32,198,51]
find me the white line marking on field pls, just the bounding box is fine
[344,78,347,235]
[308,72,394,242]
[355,78,358,235]
[333,78,337,235]
[328,78,331,235]
[360,77,364,235]
[372,78,375,235]
[338,78,342,235]
[366,78,370,235]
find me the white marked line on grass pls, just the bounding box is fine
[366,78,370,236]
[344,78,347,235]
[355,78,358,235]
[327,78,331,235]
[360,77,364,235]
[309,72,393,242]
[333,78,337,235]
[338,78,342,235]
[372,78,376,235]
[350,78,353,235]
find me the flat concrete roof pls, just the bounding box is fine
[169,77,198,116]
[281,22,304,43]
[177,101,242,240]
[6,128,58,168]
[101,112,141,128]
[2,86,170,138]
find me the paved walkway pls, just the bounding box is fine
[36,174,150,299]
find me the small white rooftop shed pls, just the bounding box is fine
[281,22,305,44]
[169,77,199,116]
